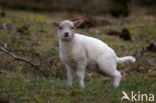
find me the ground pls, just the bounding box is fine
[0,10,156,103]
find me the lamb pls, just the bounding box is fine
[52,20,136,88]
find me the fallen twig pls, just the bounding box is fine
[0,46,49,79]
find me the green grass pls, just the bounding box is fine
[0,9,156,103]
[0,73,156,103]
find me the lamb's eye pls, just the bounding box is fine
[59,27,62,30]
[71,27,74,30]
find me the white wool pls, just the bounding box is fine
[55,20,136,88]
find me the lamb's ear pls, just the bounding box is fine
[51,22,60,27]
[73,20,83,27]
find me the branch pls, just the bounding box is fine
[0,46,49,79]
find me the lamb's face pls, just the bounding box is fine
[58,20,75,40]
[52,20,83,41]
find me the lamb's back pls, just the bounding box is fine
[75,34,116,60]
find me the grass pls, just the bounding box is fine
[0,73,156,103]
[0,9,156,103]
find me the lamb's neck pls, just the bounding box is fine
[59,38,75,51]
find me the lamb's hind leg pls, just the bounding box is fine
[97,58,122,87]
[112,70,122,87]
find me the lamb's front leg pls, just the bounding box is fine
[65,64,73,88]
[76,62,86,88]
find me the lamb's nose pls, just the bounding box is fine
[64,32,69,37]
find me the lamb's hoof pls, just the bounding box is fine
[113,82,120,88]
[80,84,85,88]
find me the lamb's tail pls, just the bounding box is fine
[117,56,136,64]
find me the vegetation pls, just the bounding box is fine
[0,0,156,14]
[0,9,156,103]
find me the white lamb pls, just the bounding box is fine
[52,20,136,88]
